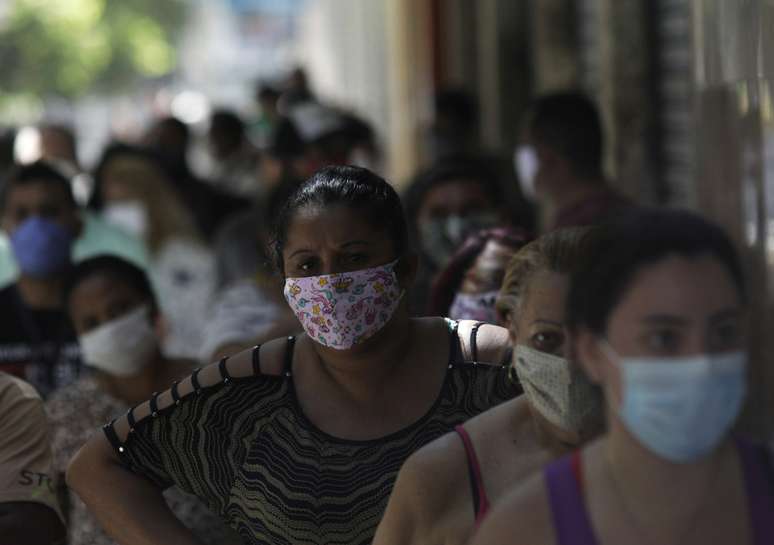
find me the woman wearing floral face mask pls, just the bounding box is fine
[373,227,605,545]
[402,156,532,314]
[473,209,774,545]
[427,227,530,325]
[67,166,518,545]
[45,255,241,545]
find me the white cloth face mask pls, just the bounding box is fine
[103,200,149,239]
[78,305,158,377]
[514,146,539,201]
[513,344,602,433]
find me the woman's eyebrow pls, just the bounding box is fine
[340,240,370,249]
[288,248,313,259]
[531,319,563,328]
[709,308,742,323]
[640,314,688,325]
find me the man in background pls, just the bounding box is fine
[0,162,82,397]
[514,91,633,232]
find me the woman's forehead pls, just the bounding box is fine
[285,205,386,248]
[612,255,742,322]
[523,271,568,307]
[71,273,142,303]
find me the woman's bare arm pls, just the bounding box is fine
[66,433,203,545]
[374,433,470,545]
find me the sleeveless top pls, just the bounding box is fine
[455,424,491,527]
[545,439,774,545]
[103,321,518,545]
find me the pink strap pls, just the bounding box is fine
[571,450,584,491]
[455,425,491,526]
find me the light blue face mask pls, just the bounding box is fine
[600,341,747,463]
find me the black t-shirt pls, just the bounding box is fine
[0,284,81,398]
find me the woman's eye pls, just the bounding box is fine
[531,331,563,354]
[645,329,680,353]
[297,259,317,273]
[348,253,367,264]
[712,321,742,350]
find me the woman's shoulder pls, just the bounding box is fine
[399,400,520,495]
[389,429,471,522]
[109,337,297,443]
[411,317,511,364]
[458,320,510,363]
[462,397,522,439]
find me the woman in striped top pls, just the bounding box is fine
[68,165,519,545]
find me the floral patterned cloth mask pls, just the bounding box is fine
[448,290,500,323]
[283,259,404,350]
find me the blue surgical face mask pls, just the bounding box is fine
[10,216,74,278]
[600,340,746,463]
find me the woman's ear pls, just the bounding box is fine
[574,327,605,385]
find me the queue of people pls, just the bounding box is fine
[0,84,771,545]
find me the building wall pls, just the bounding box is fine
[690,0,774,436]
[297,0,433,186]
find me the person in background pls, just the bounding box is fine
[403,156,521,314]
[258,117,311,192]
[0,157,149,294]
[473,209,774,545]
[38,124,79,172]
[38,130,151,270]
[428,227,530,323]
[206,109,263,199]
[201,203,299,362]
[424,88,480,163]
[374,228,605,545]
[287,101,350,167]
[250,84,282,150]
[68,165,517,545]
[46,255,241,545]
[514,92,632,233]
[89,143,215,359]
[278,66,315,110]
[143,116,251,238]
[0,161,82,397]
[0,372,65,545]
[90,143,202,249]
[36,123,92,206]
[142,116,194,184]
[0,126,16,178]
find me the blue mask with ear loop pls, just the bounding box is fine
[599,340,747,463]
[10,216,74,278]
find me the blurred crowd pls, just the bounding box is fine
[0,67,768,545]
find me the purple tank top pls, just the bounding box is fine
[544,440,774,545]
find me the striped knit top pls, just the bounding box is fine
[103,320,518,545]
